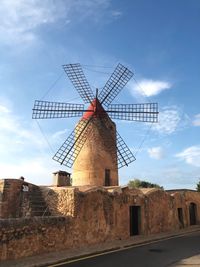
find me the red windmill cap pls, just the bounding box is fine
[82,98,107,120]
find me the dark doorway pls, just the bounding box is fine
[105,169,111,186]
[177,208,184,228]
[189,202,197,225]
[130,206,141,236]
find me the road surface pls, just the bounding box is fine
[49,231,200,267]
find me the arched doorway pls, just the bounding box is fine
[189,202,197,225]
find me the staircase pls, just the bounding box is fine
[29,186,51,217]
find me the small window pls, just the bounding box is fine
[105,169,110,186]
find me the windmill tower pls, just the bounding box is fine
[72,98,118,186]
[32,63,158,187]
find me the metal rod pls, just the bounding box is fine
[32,109,94,112]
[106,111,159,114]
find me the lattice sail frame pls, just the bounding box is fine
[107,103,158,122]
[32,100,84,119]
[116,132,136,168]
[101,116,136,169]
[63,63,94,104]
[98,63,133,107]
[53,117,92,168]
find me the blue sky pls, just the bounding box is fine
[0,0,200,189]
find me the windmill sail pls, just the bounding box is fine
[32,100,84,119]
[101,116,136,169]
[116,131,136,169]
[99,63,133,107]
[53,118,93,168]
[107,103,158,122]
[63,64,95,104]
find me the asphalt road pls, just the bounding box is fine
[50,231,200,267]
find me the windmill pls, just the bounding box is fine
[32,63,158,186]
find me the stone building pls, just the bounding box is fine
[0,177,200,262]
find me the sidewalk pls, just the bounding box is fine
[1,226,200,267]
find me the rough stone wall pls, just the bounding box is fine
[171,191,188,228]
[143,189,174,234]
[0,189,138,262]
[43,187,200,237]
[42,186,130,240]
[1,185,200,262]
[73,188,136,242]
[168,190,200,228]
[184,191,200,225]
[0,179,23,218]
[41,186,77,217]
[0,217,74,261]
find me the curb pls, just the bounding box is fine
[37,247,121,267]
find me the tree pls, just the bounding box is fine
[196,181,200,192]
[128,178,163,189]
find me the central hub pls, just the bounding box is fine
[82,98,107,120]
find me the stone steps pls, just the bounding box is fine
[1,180,51,217]
[29,186,51,217]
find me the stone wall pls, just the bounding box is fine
[41,186,77,217]
[0,179,23,218]
[0,217,74,261]
[1,182,200,262]
[173,190,200,226]
[43,186,200,237]
[143,189,175,234]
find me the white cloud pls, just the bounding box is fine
[0,0,116,46]
[71,0,110,22]
[152,106,189,135]
[130,79,171,97]
[0,104,10,113]
[0,0,63,45]
[175,146,200,167]
[147,146,165,160]
[192,114,200,126]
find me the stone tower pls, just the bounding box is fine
[72,99,119,187]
